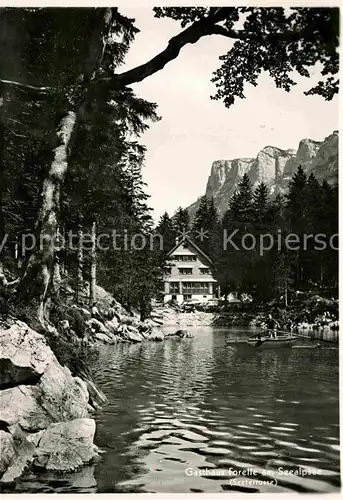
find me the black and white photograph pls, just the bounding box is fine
[0,3,339,494]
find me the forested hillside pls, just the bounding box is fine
[160,167,338,302]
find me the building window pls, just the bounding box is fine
[181,282,209,293]
[170,282,179,293]
[179,268,193,275]
[183,294,192,300]
[200,268,210,275]
[173,255,196,262]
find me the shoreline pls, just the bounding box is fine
[0,286,338,487]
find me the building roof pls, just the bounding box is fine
[167,236,213,265]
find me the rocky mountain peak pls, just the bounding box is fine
[187,131,338,218]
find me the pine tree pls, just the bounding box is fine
[191,196,220,256]
[252,182,270,227]
[273,251,294,307]
[156,212,176,253]
[173,207,190,237]
[285,166,308,287]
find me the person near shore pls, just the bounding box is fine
[266,313,280,338]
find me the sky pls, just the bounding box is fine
[119,8,339,221]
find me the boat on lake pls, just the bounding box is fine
[226,331,298,350]
[246,333,299,349]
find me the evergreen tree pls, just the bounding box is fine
[273,251,294,307]
[191,196,219,256]
[155,212,176,253]
[285,166,308,287]
[173,207,191,237]
[252,182,270,227]
[216,175,255,295]
[228,174,253,228]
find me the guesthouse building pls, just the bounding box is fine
[163,237,218,304]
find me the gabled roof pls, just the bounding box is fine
[167,236,213,265]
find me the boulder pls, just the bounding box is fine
[149,329,164,341]
[121,316,141,328]
[85,318,109,335]
[146,316,164,326]
[150,311,163,320]
[104,317,119,334]
[38,360,89,422]
[1,425,36,484]
[71,305,92,319]
[0,321,99,484]
[33,418,98,472]
[0,431,15,475]
[0,321,54,389]
[0,385,53,431]
[127,325,139,334]
[167,329,194,339]
[95,332,113,344]
[127,329,143,343]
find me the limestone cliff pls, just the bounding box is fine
[188,131,338,218]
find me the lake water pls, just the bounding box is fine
[9,327,340,493]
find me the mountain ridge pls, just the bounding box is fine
[187,131,338,218]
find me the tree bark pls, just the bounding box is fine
[0,85,5,279]
[16,8,113,322]
[52,255,61,299]
[75,223,83,304]
[18,112,76,321]
[89,221,96,306]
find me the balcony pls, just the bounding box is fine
[181,287,210,294]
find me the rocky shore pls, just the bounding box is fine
[0,283,338,486]
[0,288,197,486]
[0,321,99,485]
[152,306,215,327]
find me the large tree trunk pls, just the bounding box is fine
[0,85,5,281]
[75,223,83,304]
[89,221,96,306]
[17,112,76,322]
[16,9,113,323]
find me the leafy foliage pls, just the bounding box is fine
[153,7,339,107]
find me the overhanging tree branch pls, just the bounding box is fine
[106,17,218,88]
[100,11,312,90]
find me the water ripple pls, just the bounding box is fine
[10,327,339,493]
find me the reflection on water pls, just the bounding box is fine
[93,327,340,493]
[9,327,340,493]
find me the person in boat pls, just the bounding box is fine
[266,313,280,338]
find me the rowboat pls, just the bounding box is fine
[226,331,298,350]
[246,333,298,349]
[226,328,338,350]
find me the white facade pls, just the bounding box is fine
[163,238,217,304]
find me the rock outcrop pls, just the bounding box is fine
[0,321,99,485]
[188,131,338,218]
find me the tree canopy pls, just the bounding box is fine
[103,7,339,106]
